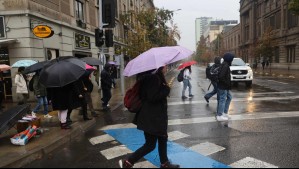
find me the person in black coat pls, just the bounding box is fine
[216,52,234,122]
[119,66,179,168]
[66,77,92,124]
[101,63,113,110]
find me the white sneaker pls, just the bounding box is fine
[31,111,37,118]
[216,115,229,122]
[44,114,53,118]
[223,113,231,119]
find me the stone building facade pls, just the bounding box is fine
[0,0,154,102]
[238,0,299,69]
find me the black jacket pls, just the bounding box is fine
[136,73,170,137]
[101,64,113,90]
[218,61,231,90]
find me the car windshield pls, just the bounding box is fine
[231,58,246,66]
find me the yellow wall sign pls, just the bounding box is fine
[32,25,54,38]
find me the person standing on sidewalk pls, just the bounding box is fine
[100,63,113,110]
[216,53,234,122]
[82,74,98,117]
[204,56,222,104]
[31,71,52,118]
[119,66,180,168]
[15,67,29,105]
[181,66,193,99]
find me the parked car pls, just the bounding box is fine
[206,58,253,87]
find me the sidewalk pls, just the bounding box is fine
[253,67,299,79]
[0,77,135,168]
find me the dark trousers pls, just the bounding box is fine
[102,89,111,107]
[67,103,88,120]
[128,132,168,165]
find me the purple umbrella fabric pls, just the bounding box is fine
[123,46,193,77]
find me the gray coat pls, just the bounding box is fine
[33,74,47,97]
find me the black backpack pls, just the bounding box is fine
[208,65,221,83]
[177,70,184,82]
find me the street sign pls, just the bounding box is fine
[32,25,54,38]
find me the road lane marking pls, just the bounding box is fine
[89,134,115,145]
[230,157,278,168]
[168,95,299,106]
[105,128,230,168]
[189,142,226,156]
[100,145,132,160]
[99,111,299,130]
[267,80,288,85]
[134,161,157,168]
[168,131,190,141]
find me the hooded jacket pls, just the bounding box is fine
[218,53,234,90]
[101,64,113,90]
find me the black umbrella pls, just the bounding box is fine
[80,57,102,66]
[23,60,49,74]
[39,56,86,88]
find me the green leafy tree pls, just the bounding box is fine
[120,8,181,58]
[196,35,212,64]
[289,0,299,15]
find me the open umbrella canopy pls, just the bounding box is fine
[39,56,86,88]
[80,57,102,66]
[123,46,192,77]
[23,61,49,74]
[178,60,197,70]
[0,64,11,72]
[11,59,38,68]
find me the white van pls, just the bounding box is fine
[230,58,253,87]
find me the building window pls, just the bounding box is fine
[245,26,249,42]
[274,47,280,63]
[75,0,84,21]
[288,11,298,28]
[276,12,281,29]
[286,45,296,63]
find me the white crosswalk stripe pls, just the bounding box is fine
[89,134,115,145]
[167,131,190,141]
[100,145,132,160]
[189,142,226,156]
[134,161,157,168]
[230,157,279,168]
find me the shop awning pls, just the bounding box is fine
[0,39,18,45]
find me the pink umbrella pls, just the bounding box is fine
[85,64,96,71]
[0,64,11,72]
[124,46,192,77]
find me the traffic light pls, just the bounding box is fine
[102,0,117,28]
[95,28,104,47]
[105,29,113,47]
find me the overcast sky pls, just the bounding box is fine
[154,0,240,51]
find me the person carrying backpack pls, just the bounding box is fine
[119,66,179,168]
[217,53,234,122]
[181,66,193,99]
[31,71,52,118]
[204,56,222,104]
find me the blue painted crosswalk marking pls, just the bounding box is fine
[105,128,230,168]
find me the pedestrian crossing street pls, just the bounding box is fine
[89,127,279,168]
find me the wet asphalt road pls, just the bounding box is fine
[24,66,299,168]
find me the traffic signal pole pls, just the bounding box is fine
[98,0,125,96]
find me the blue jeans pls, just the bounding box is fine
[182,79,192,96]
[205,82,218,100]
[217,89,232,116]
[33,96,49,115]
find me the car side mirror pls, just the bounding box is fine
[246,63,250,67]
